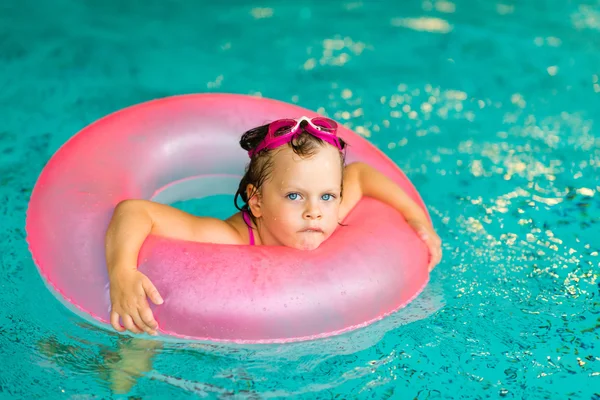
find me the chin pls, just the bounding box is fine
[298,242,322,251]
[293,234,328,251]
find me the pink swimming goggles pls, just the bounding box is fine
[248,116,343,158]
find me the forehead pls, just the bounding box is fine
[268,146,343,188]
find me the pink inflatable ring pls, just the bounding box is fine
[26,94,430,343]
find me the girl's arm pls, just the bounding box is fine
[105,199,243,335]
[340,162,442,270]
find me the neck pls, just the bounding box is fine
[254,219,282,246]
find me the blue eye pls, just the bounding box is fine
[321,194,335,201]
[287,193,300,201]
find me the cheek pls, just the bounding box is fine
[325,201,341,216]
[262,200,299,227]
[322,203,341,229]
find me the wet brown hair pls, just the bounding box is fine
[234,121,347,218]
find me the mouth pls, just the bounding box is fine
[299,228,324,233]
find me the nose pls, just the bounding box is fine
[303,201,322,220]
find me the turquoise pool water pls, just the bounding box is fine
[2,0,599,398]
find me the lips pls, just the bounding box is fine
[300,227,324,233]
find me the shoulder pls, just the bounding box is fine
[225,212,254,245]
[339,163,364,221]
[190,215,247,245]
[343,162,363,182]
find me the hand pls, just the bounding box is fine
[109,269,163,335]
[407,219,442,271]
[107,338,163,394]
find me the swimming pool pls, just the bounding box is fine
[1,0,599,398]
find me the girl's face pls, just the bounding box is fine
[248,145,343,250]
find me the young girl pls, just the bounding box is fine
[106,116,442,336]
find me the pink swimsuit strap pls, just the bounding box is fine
[242,211,255,246]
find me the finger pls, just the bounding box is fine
[420,237,434,270]
[418,230,430,241]
[428,251,436,271]
[428,258,437,271]
[122,314,143,334]
[426,241,439,268]
[424,237,438,253]
[142,277,164,305]
[127,302,154,334]
[429,246,442,271]
[110,311,125,332]
[139,307,159,333]
[431,251,441,269]
[420,231,439,247]
[131,311,155,335]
